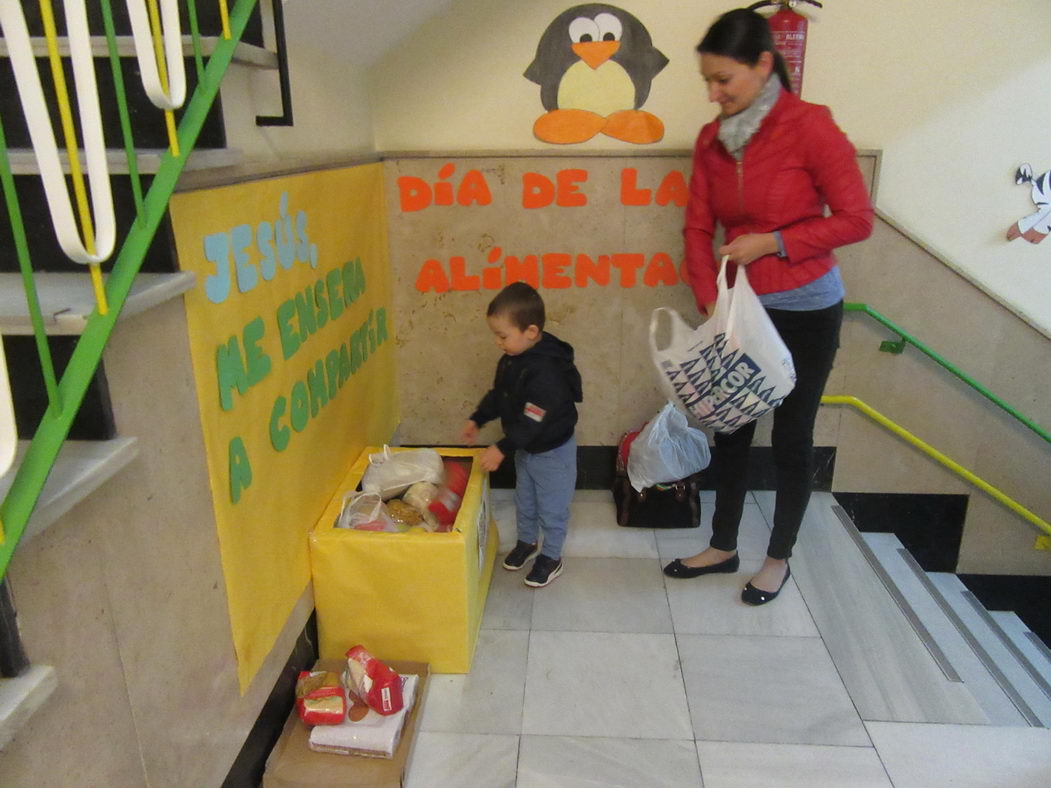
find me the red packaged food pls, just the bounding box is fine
[428,460,470,530]
[345,646,404,716]
[295,670,346,726]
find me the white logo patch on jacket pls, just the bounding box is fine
[524,402,546,422]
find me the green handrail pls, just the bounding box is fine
[845,302,1051,445]
[0,0,259,581]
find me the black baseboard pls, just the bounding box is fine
[487,445,836,492]
[958,574,1051,650]
[223,614,318,788]
[833,492,967,573]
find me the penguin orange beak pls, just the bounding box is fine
[572,40,620,69]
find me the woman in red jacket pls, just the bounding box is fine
[663,9,873,604]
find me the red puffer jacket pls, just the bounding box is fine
[683,89,874,312]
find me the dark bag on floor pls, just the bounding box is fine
[612,471,703,528]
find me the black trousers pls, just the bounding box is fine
[709,301,843,560]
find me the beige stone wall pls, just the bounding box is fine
[0,301,313,786]
[834,219,1051,576]
[386,152,874,450]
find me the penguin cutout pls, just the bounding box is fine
[1007,163,1051,245]
[524,4,668,145]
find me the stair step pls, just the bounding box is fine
[861,532,1028,725]
[989,611,1051,702]
[0,36,276,68]
[754,491,987,724]
[5,147,244,176]
[0,271,195,335]
[1,438,137,543]
[0,665,57,750]
[929,573,1051,726]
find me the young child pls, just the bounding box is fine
[460,282,583,588]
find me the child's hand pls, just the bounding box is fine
[479,445,505,472]
[460,420,479,445]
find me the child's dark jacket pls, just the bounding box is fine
[470,332,583,456]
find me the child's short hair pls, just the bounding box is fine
[487,282,545,332]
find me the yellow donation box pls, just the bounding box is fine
[310,447,498,673]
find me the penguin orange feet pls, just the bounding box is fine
[602,109,664,144]
[533,109,606,144]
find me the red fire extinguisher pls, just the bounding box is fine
[748,0,823,96]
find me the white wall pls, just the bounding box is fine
[367,0,1051,335]
[222,0,379,158]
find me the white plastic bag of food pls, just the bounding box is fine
[335,491,402,532]
[361,446,444,500]
[627,402,711,492]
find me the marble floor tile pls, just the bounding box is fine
[405,732,518,788]
[655,502,771,563]
[679,633,870,746]
[518,736,702,787]
[523,631,693,740]
[696,741,890,787]
[482,562,535,630]
[563,498,659,558]
[419,629,528,735]
[866,721,1051,788]
[666,558,819,637]
[530,558,673,633]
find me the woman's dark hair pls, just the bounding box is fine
[697,8,792,92]
[487,282,545,331]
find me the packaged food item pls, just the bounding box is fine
[334,492,404,532]
[308,673,419,758]
[403,481,441,532]
[295,670,346,726]
[345,645,404,716]
[428,460,471,530]
[386,499,423,528]
[361,446,444,500]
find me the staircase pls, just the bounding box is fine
[761,490,1051,733]
[0,0,273,753]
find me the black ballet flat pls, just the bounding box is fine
[663,553,740,578]
[741,564,791,606]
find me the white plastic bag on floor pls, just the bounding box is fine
[649,257,795,434]
[627,402,711,492]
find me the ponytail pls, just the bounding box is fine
[771,50,792,93]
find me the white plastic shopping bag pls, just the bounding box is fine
[361,445,444,500]
[649,257,796,433]
[627,402,711,492]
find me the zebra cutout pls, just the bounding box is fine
[1007,163,1051,245]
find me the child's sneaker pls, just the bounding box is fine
[524,555,563,588]
[502,540,539,571]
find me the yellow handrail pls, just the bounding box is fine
[822,395,1051,550]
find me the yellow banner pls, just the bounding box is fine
[169,164,397,692]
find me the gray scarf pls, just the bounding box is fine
[717,75,782,160]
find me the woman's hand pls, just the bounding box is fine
[718,233,779,265]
